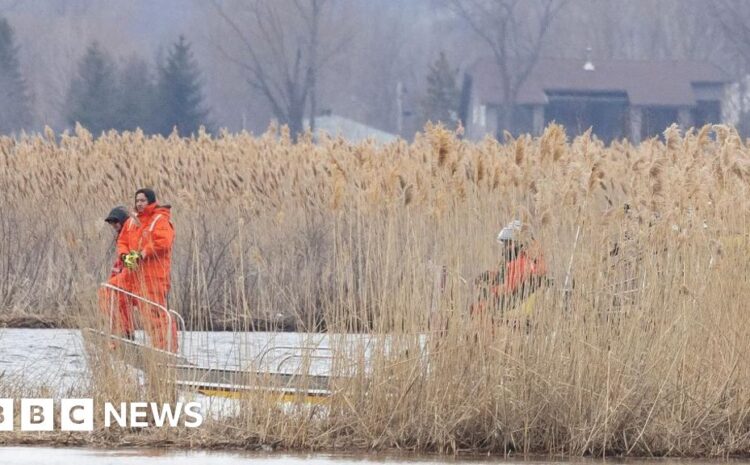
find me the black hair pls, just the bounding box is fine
[135,188,157,204]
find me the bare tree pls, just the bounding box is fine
[710,0,750,134]
[712,1,750,69]
[655,1,724,61]
[322,0,437,135]
[209,0,348,137]
[2,0,142,130]
[445,0,567,133]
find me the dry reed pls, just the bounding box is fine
[0,123,748,456]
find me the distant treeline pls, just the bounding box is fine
[0,17,209,137]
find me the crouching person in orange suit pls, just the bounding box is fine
[470,220,548,332]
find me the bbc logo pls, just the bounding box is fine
[0,398,203,431]
[0,398,93,432]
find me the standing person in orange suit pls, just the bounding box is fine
[100,206,137,340]
[117,188,178,352]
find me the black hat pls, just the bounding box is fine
[105,206,129,224]
[135,188,157,204]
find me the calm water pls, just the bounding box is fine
[0,331,747,464]
[0,328,379,393]
[0,447,497,464]
[0,447,746,465]
[0,447,492,464]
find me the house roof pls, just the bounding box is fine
[468,58,732,107]
[304,115,397,144]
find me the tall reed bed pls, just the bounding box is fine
[0,124,748,455]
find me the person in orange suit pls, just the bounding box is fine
[471,220,548,326]
[117,188,178,352]
[99,206,137,340]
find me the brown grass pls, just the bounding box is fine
[0,123,749,456]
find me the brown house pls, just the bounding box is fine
[465,58,732,143]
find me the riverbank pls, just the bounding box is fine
[2,128,750,458]
[0,315,305,332]
[2,432,750,459]
[1,328,749,458]
[0,316,63,329]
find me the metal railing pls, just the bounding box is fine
[101,282,185,354]
[275,353,335,372]
[256,344,370,376]
[256,345,332,371]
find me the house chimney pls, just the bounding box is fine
[583,47,595,71]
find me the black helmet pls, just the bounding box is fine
[104,206,129,225]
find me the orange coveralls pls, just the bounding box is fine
[472,249,547,318]
[100,249,136,339]
[113,203,177,352]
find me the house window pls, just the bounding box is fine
[692,100,721,127]
[510,105,534,135]
[641,107,678,140]
[544,91,628,143]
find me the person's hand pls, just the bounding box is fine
[123,251,141,270]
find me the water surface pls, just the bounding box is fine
[0,328,377,393]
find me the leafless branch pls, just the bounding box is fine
[446,0,566,130]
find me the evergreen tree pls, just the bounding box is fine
[0,17,32,134]
[115,56,156,133]
[65,42,118,135]
[154,35,209,136]
[421,52,460,127]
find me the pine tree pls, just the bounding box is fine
[0,17,32,134]
[421,52,460,128]
[115,56,156,133]
[65,42,118,135]
[154,35,209,136]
